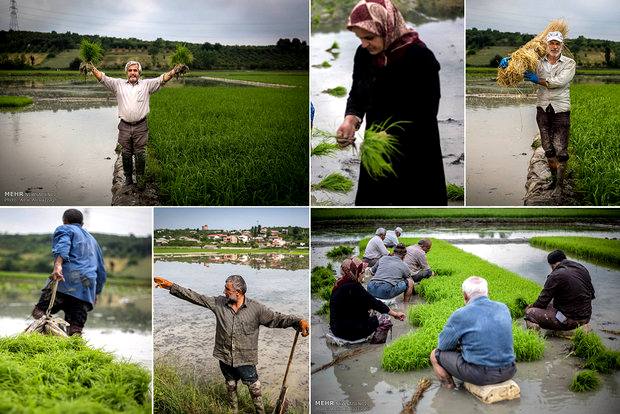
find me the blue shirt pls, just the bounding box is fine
[438,296,515,367]
[51,224,106,306]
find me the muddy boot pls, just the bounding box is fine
[226,380,239,413]
[525,320,541,332]
[248,380,265,414]
[545,157,558,189]
[67,325,82,336]
[135,152,146,191]
[551,162,566,199]
[122,153,134,186]
[31,307,45,319]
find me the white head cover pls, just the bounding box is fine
[125,60,142,73]
[546,31,564,43]
[376,227,386,236]
[395,227,403,234]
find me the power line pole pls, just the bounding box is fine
[9,0,19,31]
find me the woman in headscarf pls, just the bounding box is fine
[336,0,447,206]
[330,257,405,341]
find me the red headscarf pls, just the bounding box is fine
[333,257,368,292]
[347,0,425,67]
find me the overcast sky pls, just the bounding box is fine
[1,0,309,45]
[467,0,620,41]
[0,208,152,236]
[155,208,308,230]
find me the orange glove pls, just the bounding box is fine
[298,319,310,337]
[154,276,173,289]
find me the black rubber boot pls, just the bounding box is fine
[122,153,134,186]
[135,152,146,191]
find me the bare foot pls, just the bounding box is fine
[441,379,456,389]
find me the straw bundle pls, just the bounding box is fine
[497,19,569,87]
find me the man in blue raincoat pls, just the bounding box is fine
[31,209,107,336]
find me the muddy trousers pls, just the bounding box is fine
[32,290,91,336]
[525,304,589,331]
[536,106,570,162]
[220,361,264,414]
[118,118,148,185]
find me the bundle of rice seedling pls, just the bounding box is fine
[569,370,600,392]
[360,121,404,179]
[326,245,355,259]
[497,19,568,87]
[311,140,340,157]
[312,172,354,193]
[79,38,104,65]
[170,44,194,66]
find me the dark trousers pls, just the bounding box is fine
[436,349,516,386]
[536,106,570,161]
[118,118,148,156]
[525,304,589,331]
[33,289,91,335]
[219,361,259,385]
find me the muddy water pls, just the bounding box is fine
[154,255,309,406]
[311,240,620,414]
[466,99,538,206]
[0,284,152,366]
[311,18,464,205]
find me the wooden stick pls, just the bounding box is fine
[272,330,300,414]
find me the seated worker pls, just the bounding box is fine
[330,257,405,341]
[363,228,390,267]
[383,227,403,248]
[367,244,414,304]
[404,238,434,282]
[430,276,516,388]
[525,249,595,331]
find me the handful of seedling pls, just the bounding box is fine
[78,38,103,76]
[169,45,193,79]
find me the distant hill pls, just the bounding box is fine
[0,30,309,71]
[466,28,619,68]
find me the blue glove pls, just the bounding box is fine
[499,56,511,68]
[524,71,539,84]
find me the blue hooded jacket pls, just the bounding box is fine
[51,224,106,307]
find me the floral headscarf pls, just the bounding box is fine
[333,257,368,292]
[347,0,424,67]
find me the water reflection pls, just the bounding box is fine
[156,252,309,270]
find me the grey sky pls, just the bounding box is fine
[0,208,152,236]
[154,208,308,230]
[467,0,620,41]
[2,0,309,45]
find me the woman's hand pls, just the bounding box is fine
[336,115,359,148]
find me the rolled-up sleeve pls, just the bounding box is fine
[52,226,71,261]
[546,59,575,89]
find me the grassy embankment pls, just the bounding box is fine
[530,236,620,268]
[357,238,545,371]
[155,363,304,414]
[154,247,308,256]
[0,334,150,413]
[147,72,308,205]
[0,95,33,107]
[568,84,620,205]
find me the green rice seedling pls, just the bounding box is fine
[512,323,545,361]
[360,121,405,180]
[316,301,330,316]
[326,41,340,52]
[326,245,354,259]
[169,44,194,66]
[311,265,335,295]
[312,173,354,193]
[569,370,600,392]
[446,183,464,201]
[79,38,103,64]
[0,333,151,413]
[318,286,332,302]
[312,60,332,68]
[571,327,620,374]
[0,95,33,107]
[322,86,347,97]
[311,140,340,157]
[583,349,620,374]
[530,236,620,268]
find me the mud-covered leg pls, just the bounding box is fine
[226,380,239,413]
[248,380,265,414]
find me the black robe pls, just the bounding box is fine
[346,43,447,206]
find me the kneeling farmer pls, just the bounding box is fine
[430,276,516,388]
[154,274,310,414]
[87,61,186,189]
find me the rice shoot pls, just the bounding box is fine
[79,38,103,65]
[326,245,354,259]
[170,44,194,66]
[322,86,347,97]
[569,370,600,392]
[311,140,340,157]
[497,19,568,87]
[312,173,354,193]
[360,121,404,180]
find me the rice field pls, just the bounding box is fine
[0,95,33,107]
[154,247,309,255]
[357,238,545,372]
[529,236,620,268]
[568,84,620,205]
[325,245,354,259]
[147,74,308,205]
[0,334,151,413]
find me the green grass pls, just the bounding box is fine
[312,173,354,193]
[326,245,355,259]
[313,208,620,222]
[322,86,347,97]
[569,370,601,392]
[311,140,340,157]
[147,78,308,205]
[529,236,620,268]
[569,84,620,205]
[154,247,308,255]
[0,334,150,413]
[368,238,545,372]
[446,183,464,201]
[0,95,33,107]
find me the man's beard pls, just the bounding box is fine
[226,294,237,304]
